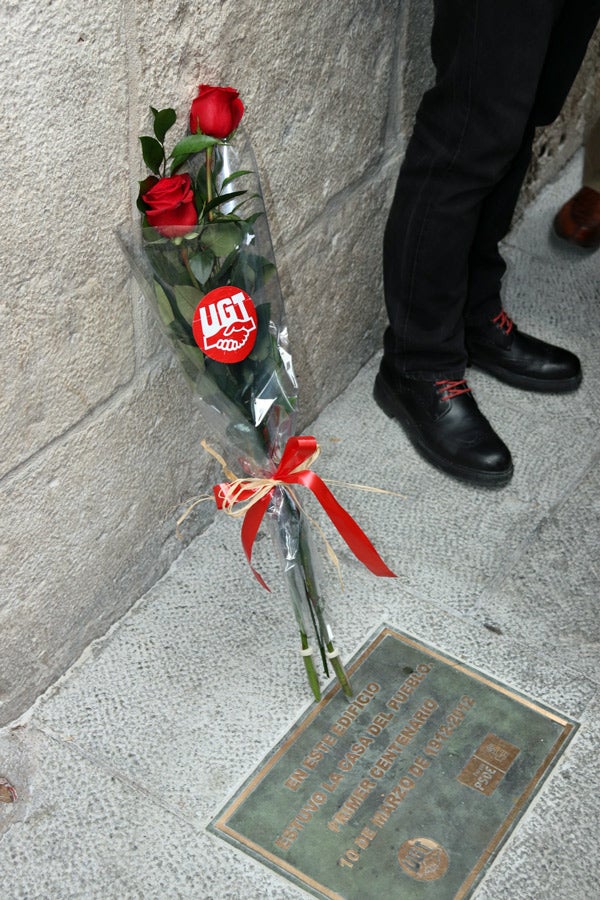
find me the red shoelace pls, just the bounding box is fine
[492,309,514,335]
[435,379,471,401]
[436,309,513,402]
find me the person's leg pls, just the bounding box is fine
[466,0,600,316]
[464,1,600,386]
[383,0,564,380]
[378,0,567,485]
[463,122,537,329]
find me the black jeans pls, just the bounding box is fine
[383,0,600,379]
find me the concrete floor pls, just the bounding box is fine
[1,154,598,899]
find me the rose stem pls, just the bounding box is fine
[297,514,353,697]
[205,146,214,222]
[180,247,201,289]
[301,630,321,702]
[326,640,353,698]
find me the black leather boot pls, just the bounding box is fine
[374,359,513,487]
[466,310,582,392]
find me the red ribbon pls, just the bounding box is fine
[213,435,396,590]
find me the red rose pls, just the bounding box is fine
[142,173,198,238]
[189,85,244,140]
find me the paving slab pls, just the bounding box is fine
[472,459,600,683]
[0,726,301,900]
[0,569,596,899]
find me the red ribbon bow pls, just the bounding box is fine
[213,435,396,590]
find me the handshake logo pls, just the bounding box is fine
[193,286,258,363]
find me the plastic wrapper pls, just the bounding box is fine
[120,96,393,699]
[121,129,296,470]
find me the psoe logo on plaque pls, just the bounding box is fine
[193,286,258,363]
[397,837,449,882]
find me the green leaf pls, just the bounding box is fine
[154,283,175,326]
[170,133,222,159]
[250,301,274,362]
[205,248,238,289]
[169,319,195,345]
[170,156,188,175]
[170,133,225,174]
[141,216,168,243]
[151,107,177,143]
[140,136,165,175]
[221,169,252,188]
[173,285,203,323]
[249,253,276,278]
[244,252,273,293]
[229,193,260,216]
[188,250,214,286]
[231,256,256,293]
[234,219,255,242]
[201,222,241,257]
[178,341,206,374]
[205,190,247,214]
[137,175,158,212]
[192,162,208,201]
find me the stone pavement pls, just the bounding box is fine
[1,155,598,899]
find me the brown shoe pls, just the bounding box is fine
[553,186,600,250]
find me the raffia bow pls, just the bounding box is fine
[205,435,396,590]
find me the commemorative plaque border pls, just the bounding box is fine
[208,625,578,899]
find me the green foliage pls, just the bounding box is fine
[173,284,203,322]
[204,190,247,215]
[201,221,241,257]
[135,98,349,702]
[221,169,253,188]
[170,133,222,173]
[139,110,291,426]
[231,252,276,295]
[154,283,174,326]
[140,136,164,175]
[188,249,214,285]
[137,176,158,212]
[151,106,177,143]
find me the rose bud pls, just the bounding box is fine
[142,173,198,238]
[189,85,244,140]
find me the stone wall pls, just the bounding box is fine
[1,1,597,725]
[0,0,405,726]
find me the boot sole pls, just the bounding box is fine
[469,360,582,393]
[373,374,513,488]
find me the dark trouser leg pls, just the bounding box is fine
[465,1,600,326]
[383,0,599,378]
[463,122,536,328]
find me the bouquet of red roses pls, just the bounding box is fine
[121,84,394,700]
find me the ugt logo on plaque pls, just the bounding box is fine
[397,837,449,881]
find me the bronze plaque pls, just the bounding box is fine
[209,626,577,898]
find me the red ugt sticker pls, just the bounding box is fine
[192,286,258,363]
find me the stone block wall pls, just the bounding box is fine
[1,1,597,725]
